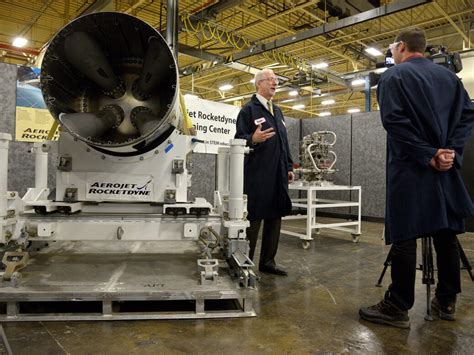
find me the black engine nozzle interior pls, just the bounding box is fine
[40,12,178,155]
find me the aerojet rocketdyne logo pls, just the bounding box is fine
[88,180,152,196]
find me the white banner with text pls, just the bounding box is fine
[184,96,240,154]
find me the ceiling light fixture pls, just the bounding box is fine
[218,84,233,91]
[265,62,280,68]
[365,47,383,56]
[292,104,305,110]
[347,108,361,113]
[321,99,335,105]
[289,90,298,96]
[12,37,28,48]
[318,112,331,117]
[312,62,328,69]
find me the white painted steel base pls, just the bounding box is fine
[0,242,256,321]
[281,183,362,248]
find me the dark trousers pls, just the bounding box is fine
[247,218,281,269]
[386,229,461,311]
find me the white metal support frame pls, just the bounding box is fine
[281,183,362,249]
[0,133,11,220]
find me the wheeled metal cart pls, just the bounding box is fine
[281,183,362,249]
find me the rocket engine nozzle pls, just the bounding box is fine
[40,12,179,156]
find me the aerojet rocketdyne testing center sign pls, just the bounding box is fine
[184,96,240,154]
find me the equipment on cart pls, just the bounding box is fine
[294,131,337,185]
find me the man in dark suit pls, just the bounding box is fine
[235,68,294,276]
[359,28,474,328]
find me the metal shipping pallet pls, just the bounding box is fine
[0,242,256,321]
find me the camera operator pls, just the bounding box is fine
[359,28,474,328]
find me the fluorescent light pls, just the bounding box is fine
[289,90,298,96]
[321,99,335,105]
[351,78,366,86]
[265,62,280,68]
[219,84,233,91]
[12,37,28,48]
[318,112,331,117]
[347,108,361,113]
[312,62,328,69]
[184,94,198,99]
[292,104,305,110]
[375,67,388,74]
[365,47,383,56]
[250,79,255,83]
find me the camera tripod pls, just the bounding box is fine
[376,235,473,320]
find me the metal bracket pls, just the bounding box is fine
[64,187,78,202]
[58,156,72,171]
[197,259,219,285]
[2,251,29,286]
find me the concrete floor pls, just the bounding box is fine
[1,218,473,354]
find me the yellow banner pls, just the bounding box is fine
[15,107,59,142]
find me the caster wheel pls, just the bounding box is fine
[302,240,311,250]
[352,234,360,243]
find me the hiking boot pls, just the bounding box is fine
[359,300,410,329]
[431,297,456,321]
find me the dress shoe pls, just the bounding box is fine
[259,265,288,276]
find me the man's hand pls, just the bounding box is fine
[252,124,275,144]
[288,171,295,184]
[429,149,455,172]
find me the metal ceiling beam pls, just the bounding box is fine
[181,1,314,54]
[233,1,320,34]
[0,42,40,56]
[179,44,224,63]
[193,0,244,20]
[297,7,376,63]
[235,4,360,71]
[124,0,150,14]
[19,0,55,37]
[81,0,115,14]
[431,2,472,48]
[329,8,473,49]
[234,4,357,82]
[232,0,431,62]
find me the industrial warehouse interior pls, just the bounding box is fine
[0,0,473,353]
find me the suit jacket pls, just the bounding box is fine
[377,57,474,244]
[235,94,293,220]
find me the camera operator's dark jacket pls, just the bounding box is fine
[235,94,293,220]
[377,56,474,244]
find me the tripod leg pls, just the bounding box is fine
[422,237,434,321]
[425,283,433,321]
[456,237,474,281]
[376,247,392,287]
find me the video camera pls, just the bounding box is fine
[371,45,463,87]
[425,45,463,73]
[381,45,462,73]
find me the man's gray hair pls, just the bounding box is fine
[254,68,274,89]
